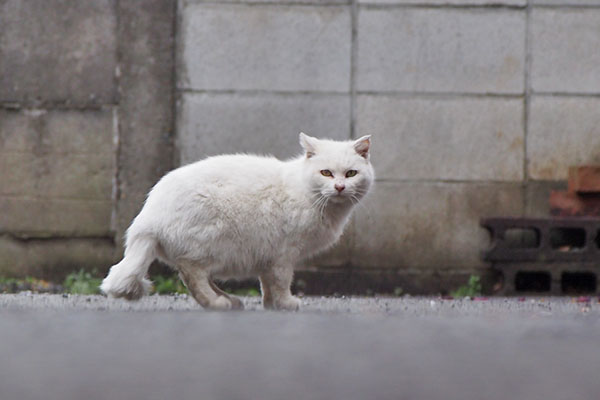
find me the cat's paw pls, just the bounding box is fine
[206,296,233,311]
[229,295,245,310]
[271,296,301,311]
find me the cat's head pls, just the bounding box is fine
[299,132,374,205]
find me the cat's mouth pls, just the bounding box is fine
[328,192,350,204]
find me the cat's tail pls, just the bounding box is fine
[100,234,156,300]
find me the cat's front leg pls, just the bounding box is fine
[259,265,301,311]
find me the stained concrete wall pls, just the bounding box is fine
[176,0,600,293]
[0,0,174,279]
[2,0,598,293]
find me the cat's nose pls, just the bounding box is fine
[334,183,345,193]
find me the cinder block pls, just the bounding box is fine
[178,3,351,92]
[356,95,524,181]
[177,92,350,164]
[568,166,600,194]
[0,109,115,200]
[357,8,525,93]
[0,197,112,237]
[528,96,600,180]
[360,0,524,4]
[0,0,117,104]
[531,9,600,93]
[352,182,524,269]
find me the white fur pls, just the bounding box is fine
[101,133,374,310]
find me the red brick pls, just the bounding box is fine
[550,191,600,217]
[568,166,600,194]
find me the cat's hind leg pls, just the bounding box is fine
[260,266,301,311]
[177,262,233,311]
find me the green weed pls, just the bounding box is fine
[152,275,188,295]
[227,288,261,297]
[63,269,103,295]
[451,275,482,298]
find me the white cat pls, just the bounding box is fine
[101,133,374,311]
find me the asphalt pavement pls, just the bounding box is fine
[1,294,599,400]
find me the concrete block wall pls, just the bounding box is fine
[177,0,600,293]
[0,0,174,279]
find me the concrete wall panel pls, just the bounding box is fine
[178,92,350,164]
[0,197,112,237]
[531,9,600,93]
[357,96,524,181]
[528,96,600,180]
[0,0,117,104]
[179,3,351,92]
[357,8,525,93]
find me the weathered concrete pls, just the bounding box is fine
[177,92,350,164]
[1,295,600,400]
[0,238,115,279]
[0,108,116,237]
[178,3,351,92]
[0,109,115,201]
[531,9,600,93]
[528,96,600,180]
[357,8,525,93]
[0,109,116,154]
[0,197,112,237]
[114,0,175,245]
[351,182,524,269]
[357,96,524,181]
[0,0,117,105]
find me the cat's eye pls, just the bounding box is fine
[345,170,358,178]
[320,170,333,177]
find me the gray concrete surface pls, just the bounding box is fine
[1,294,600,400]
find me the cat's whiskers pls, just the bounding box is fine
[310,193,330,220]
[348,190,373,218]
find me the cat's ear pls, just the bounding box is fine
[299,132,318,158]
[353,135,371,159]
